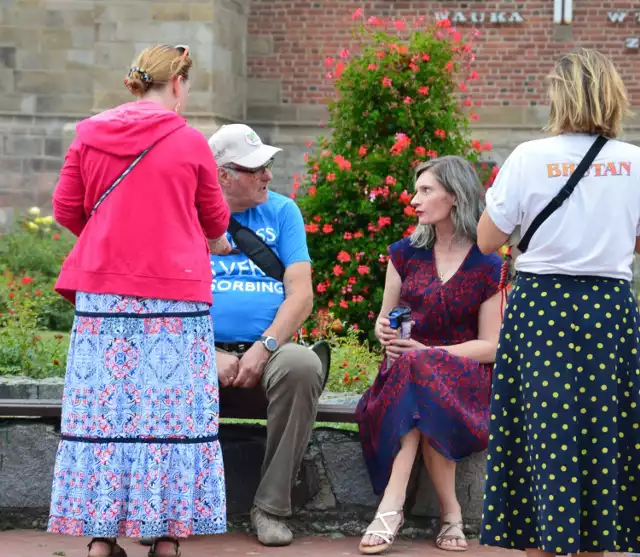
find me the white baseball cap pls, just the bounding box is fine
[208,124,282,169]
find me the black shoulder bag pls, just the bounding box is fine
[516,134,608,253]
[226,215,331,389]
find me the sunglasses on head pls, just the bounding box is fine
[227,158,275,174]
[174,44,190,60]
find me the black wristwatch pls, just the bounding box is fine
[260,335,279,353]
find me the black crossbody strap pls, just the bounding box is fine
[227,216,286,282]
[517,135,608,253]
[88,127,181,220]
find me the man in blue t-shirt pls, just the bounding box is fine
[208,124,322,547]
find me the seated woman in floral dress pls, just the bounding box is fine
[356,156,504,554]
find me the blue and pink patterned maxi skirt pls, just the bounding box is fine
[48,293,226,538]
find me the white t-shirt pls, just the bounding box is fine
[486,133,640,281]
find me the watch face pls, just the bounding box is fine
[264,337,278,351]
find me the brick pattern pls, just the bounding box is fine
[247,0,640,106]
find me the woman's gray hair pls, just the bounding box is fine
[409,155,485,249]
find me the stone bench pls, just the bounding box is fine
[0,378,487,538]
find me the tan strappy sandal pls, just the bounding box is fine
[435,517,468,552]
[358,510,404,555]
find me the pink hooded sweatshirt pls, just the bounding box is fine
[53,100,230,305]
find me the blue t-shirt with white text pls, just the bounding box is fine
[209,191,310,343]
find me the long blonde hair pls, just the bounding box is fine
[545,48,630,138]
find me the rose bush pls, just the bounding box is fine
[295,12,497,343]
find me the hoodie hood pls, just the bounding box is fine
[76,100,187,157]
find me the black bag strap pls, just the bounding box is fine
[88,128,180,220]
[227,216,286,282]
[517,135,608,253]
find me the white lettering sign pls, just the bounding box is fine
[625,37,640,49]
[434,11,524,25]
[607,11,640,23]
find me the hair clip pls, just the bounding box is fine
[128,66,152,83]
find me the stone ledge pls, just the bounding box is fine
[0,419,486,537]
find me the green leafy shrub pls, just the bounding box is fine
[0,208,76,333]
[323,326,382,393]
[0,270,68,378]
[295,13,496,342]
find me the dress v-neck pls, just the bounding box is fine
[432,244,474,286]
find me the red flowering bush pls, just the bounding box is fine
[0,270,68,377]
[296,12,496,342]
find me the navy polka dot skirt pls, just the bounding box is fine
[480,272,640,554]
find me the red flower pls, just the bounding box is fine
[53,233,60,241]
[378,216,392,228]
[414,146,426,156]
[354,232,364,239]
[399,190,413,204]
[333,264,344,276]
[305,223,319,233]
[358,145,368,156]
[334,154,351,170]
[323,224,334,234]
[404,206,417,217]
[484,141,493,151]
[386,175,397,185]
[324,56,334,67]
[339,48,350,59]
[344,232,353,240]
[352,7,363,20]
[436,18,451,28]
[390,133,411,155]
[445,61,454,72]
[451,30,463,43]
[339,300,349,309]
[375,51,385,58]
[313,215,322,222]
[404,225,416,237]
[357,265,370,276]
[409,63,419,72]
[434,129,446,139]
[35,290,42,296]
[393,20,406,31]
[306,140,312,147]
[308,186,317,196]
[470,113,480,121]
[404,96,412,105]
[368,63,378,71]
[21,276,34,285]
[459,81,468,92]
[335,61,345,78]
[348,276,357,285]
[470,71,479,80]
[422,53,430,61]
[337,250,351,263]
[316,283,327,293]
[418,86,429,96]
[382,76,392,88]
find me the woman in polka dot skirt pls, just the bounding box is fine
[477,49,640,557]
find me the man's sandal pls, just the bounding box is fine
[358,510,404,555]
[87,538,127,557]
[148,537,181,557]
[435,519,468,552]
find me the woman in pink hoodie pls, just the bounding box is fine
[48,45,231,557]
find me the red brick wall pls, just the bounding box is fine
[247,1,640,107]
